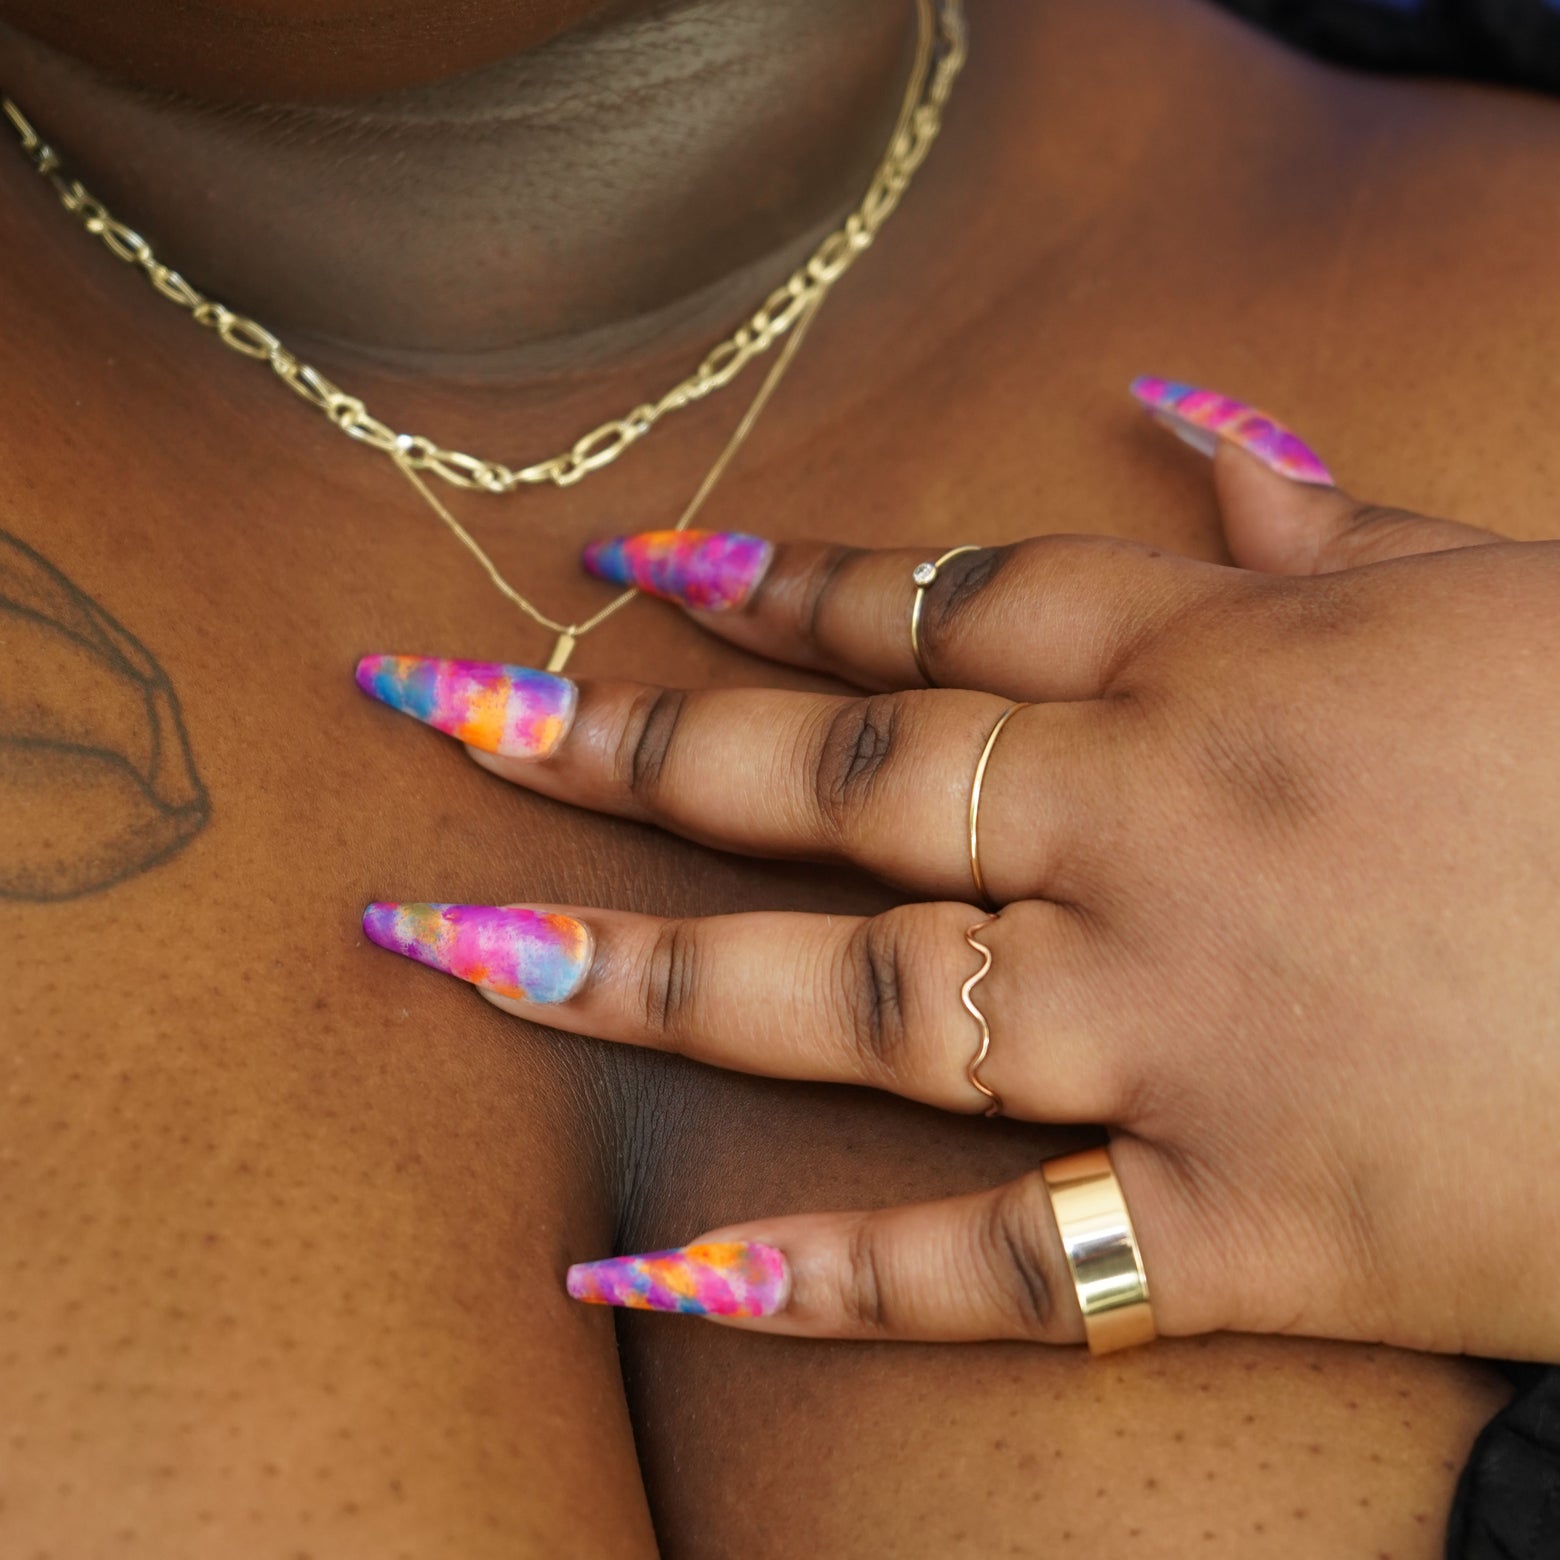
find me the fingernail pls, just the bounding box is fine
[362,902,591,1004]
[1130,377,1334,486]
[581,530,773,612]
[355,655,575,759]
[567,1240,789,1318]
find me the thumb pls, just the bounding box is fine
[1213,441,1501,575]
[1129,377,1500,575]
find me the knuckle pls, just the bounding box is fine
[813,694,902,843]
[1010,532,1145,595]
[1020,534,1187,684]
[981,1172,1060,1337]
[840,1217,892,1334]
[796,545,866,651]
[919,544,1007,669]
[841,911,914,1083]
[1244,573,1370,640]
[1317,501,1442,570]
[639,917,701,1040]
[616,686,689,807]
[1341,502,1422,550]
[1189,703,1325,832]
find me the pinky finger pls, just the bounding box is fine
[566,1142,1196,1348]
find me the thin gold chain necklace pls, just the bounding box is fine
[0,0,966,671]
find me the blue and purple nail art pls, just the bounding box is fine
[567,1241,789,1318]
[582,530,773,611]
[356,655,575,759]
[1131,377,1334,486]
[363,903,591,1004]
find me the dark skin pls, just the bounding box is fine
[2,0,1554,1552]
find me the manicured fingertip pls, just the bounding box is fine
[361,902,592,1004]
[566,1240,790,1318]
[1130,376,1334,487]
[581,530,774,611]
[355,654,576,759]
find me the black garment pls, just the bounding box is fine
[1214,0,1560,94]
[1447,1365,1560,1560]
[1202,9,1560,1554]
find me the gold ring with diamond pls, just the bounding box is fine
[909,545,982,686]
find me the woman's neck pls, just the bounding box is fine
[0,0,916,371]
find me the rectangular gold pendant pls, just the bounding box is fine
[545,632,578,674]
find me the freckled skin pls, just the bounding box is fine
[0,0,1545,1555]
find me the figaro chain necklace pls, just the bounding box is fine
[1,0,966,672]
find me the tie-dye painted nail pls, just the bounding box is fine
[355,655,575,759]
[1130,377,1334,486]
[362,903,591,1004]
[567,1241,789,1318]
[581,530,774,612]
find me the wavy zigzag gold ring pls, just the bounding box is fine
[960,916,1003,1117]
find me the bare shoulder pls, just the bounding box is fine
[1250,35,1560,536]
[888,0,1560,562]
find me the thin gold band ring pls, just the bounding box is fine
[968,702,1028,910]
[909,545,981,686]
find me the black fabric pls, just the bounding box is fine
[1446,1365,1560,1560]
[1192,15,1560,1560]
[1212,0,1560,93]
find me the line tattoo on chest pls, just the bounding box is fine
[0,528,209,900]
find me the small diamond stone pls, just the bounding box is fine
[912,562,938,587]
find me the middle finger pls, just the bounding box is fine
[441,673,1112,902]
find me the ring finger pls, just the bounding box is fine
[358,897,1128,1124]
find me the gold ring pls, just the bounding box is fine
[968,702,1028,910]
[909,545,981,685]
[959,916,1002,1116]
[1042,1147,1157,1355]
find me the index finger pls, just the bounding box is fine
[582,528,1227,700]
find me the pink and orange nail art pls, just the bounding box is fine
[567,1240,789,1318]
[363,903,591,1005]
[355,655,575,759]
[581,529,773,611]
[1130,377,1334,486]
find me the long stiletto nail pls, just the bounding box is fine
[581,530,773,611]
[567,1241,789,1318]
[355,655,575,759]
[1130,377,1334,486]
[362,903,591,1004]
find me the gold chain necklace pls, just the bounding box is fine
[1,0,965,671]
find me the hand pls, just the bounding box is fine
[356,382,1560,1361]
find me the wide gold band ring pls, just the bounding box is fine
[1041,1147,1157,1355]
[909,545,981,686]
